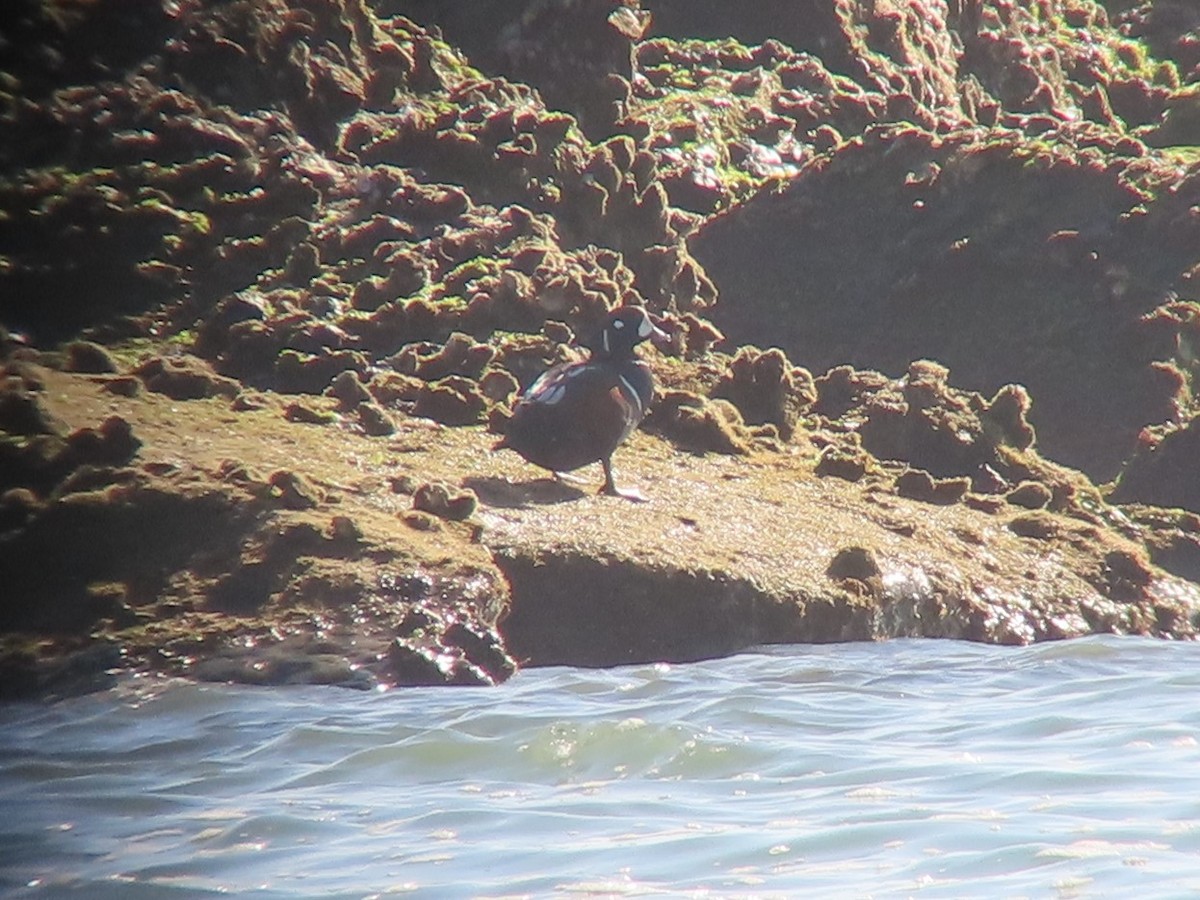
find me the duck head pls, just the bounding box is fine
[586,306,668,360]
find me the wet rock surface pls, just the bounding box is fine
[2,0,1200,696]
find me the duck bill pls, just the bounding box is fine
[647,314,673,351]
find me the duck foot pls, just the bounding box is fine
[600,458,649,502]
[600,483,649,502]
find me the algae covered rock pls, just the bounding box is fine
[694,125,1200,482]
[711,346,814,440]
[1110,415,1200,514]
[650,390,752,455]
[4,0,1200,697]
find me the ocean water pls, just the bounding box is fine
[1,636,1199,899]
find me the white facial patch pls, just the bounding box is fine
[637,314,653,338]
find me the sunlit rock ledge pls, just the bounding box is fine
[2,356,1197,699]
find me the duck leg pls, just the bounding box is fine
[600,456,648,502]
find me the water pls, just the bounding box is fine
[2,636,1199,899]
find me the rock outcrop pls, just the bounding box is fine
[2,0,1200,696]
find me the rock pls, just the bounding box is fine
[283,401,337,425]
[827,546,881,583]
[1007,481,1052,510]
[392,332,495,381]
[412,482,477,521]
[413,376,487,426]
[896,468,970,505]
[327,515,362,544]
[4,0,1200,697]
[542,319,574,345]
[274,348,368,395]
[1109,415,1200,514]
[326,370,372,409]
[444,621,517,682]
[1008,512,1059,540]
[1103,549,1154,602]
[63,340,118,374]
[268,469,323,509]
[984,384,1036,452]
[231,392,269,411]
[357,402,395,436]
[0,487,42,532]
[402,510,441,531]
[814,439,870,482]
[479,368,519,403]
[679,313,725,357]
[711,346,814,440]
[384,639,491,687]
[368,372,424,406]
[134,356,239,400]
[53,464,136,498]
[693,123,1200,481]
[61,416,141,468]
[101,375,141,397]
[0,387,60,435]
[0,640,121,701]
[650,390,752,455]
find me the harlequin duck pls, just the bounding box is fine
[495,306,666,500]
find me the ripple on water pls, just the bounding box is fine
[2,635,1200,898]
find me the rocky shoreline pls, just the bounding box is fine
[2,0,1199,697]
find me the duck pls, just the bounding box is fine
[494,306,666,500]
